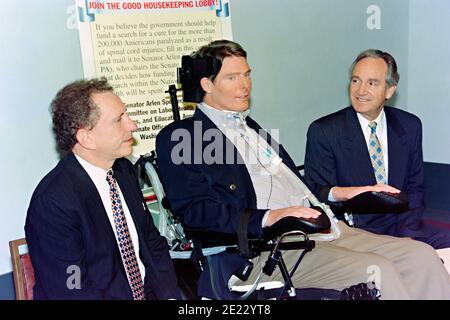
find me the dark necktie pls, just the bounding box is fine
[368,122,386,184]
[106,169,145,300]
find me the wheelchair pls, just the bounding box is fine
[135,152,381,300]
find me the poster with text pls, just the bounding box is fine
[75,0,232,157]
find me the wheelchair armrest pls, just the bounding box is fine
[186,206,330,248]
[185,229,316,256]
[343,191,409,214]
[262,206,331,239]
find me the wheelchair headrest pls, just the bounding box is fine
[343,191,409,214]
[262,206,331,239]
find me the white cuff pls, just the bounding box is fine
[328,187,338,202]
[261,210,271,227]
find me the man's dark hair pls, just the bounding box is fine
[51,77,113,151]
[350,49,400,87]
[192,40,247,98]
[193,39,247,61]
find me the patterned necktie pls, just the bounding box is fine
[106,169,145,300]
[368,122,387,184]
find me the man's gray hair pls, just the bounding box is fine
[350,49,400,87]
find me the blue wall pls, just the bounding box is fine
[408,0,450,164]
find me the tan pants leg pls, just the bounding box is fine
[241,222,450,300]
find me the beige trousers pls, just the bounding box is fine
[240,222,450,300]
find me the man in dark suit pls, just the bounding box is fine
[25,78,180,299]
[156,40,450,300]
[304,49,450,249]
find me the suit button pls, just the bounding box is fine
[229,184,237,191]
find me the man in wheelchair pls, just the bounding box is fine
[155,40,450,300]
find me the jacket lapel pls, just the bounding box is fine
[385,107,408,188]
[113,162,146,236]
[343,107,377,185]
[193,108,257,206]
[64,153,118,242]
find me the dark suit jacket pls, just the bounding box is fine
[156,108,304,299]
[304,106,425,238]
[25,153,180,299]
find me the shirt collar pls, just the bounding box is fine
[198,102,250,129]
[357,109,386,134]
[74,153,110,183]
